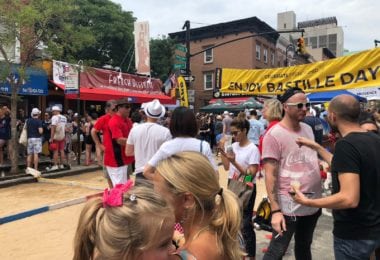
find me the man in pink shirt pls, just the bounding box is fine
[262,87,322,260]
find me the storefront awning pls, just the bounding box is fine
[52,81,176,105]
[0,67,48,96]
[209,97,250,105]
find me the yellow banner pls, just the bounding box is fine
[217,48,380,95]
[177,76,189,107]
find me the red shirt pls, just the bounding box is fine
[106,114,134,167]
[94,114,112,150]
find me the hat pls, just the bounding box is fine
[116,98,130,106]
[278,87,304,103]
[52,105,61,112]
[74,113,79,117]
[216,115,222,120]
[223,111,229,115]
[144,99,166,118]
[31,108,41,116]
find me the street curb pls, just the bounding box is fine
[0,165,101,189]
[0,192,102,225]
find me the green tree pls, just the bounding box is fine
[0,0,94,174]
[60,0,136,72]
[150,36,175,81]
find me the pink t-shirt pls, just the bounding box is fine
[262,122,321,216]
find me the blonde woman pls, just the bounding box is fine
[258,98,283,154]
[154,151,244,260]
[73,181,176,260]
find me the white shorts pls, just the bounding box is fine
[106,165,128,186]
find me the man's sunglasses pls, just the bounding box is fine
[286,102,311,109]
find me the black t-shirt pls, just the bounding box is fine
[331,132,380,240]
[27,118,43,138]
[303,116,323,145]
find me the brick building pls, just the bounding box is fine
[169,17,281,111]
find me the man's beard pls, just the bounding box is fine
[328,119,339,134]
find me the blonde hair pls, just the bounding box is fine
[73,184,174,260]
[264,99,283,122]
[157,152,244,260]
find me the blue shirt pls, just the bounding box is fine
[27,118,42,138]
[0,116,11,140]
[247,119,264,145]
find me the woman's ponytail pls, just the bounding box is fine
[73,197,103,260]
[212,188,245,260]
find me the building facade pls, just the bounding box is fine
[277,11,344,57]
[169,17,281,111]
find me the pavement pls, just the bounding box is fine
[0,153,335,259]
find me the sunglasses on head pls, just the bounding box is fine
[118,104,131,109]
[286,102,311,109]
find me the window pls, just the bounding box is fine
[283,23,287,29]
[203,72,213,90]
[256,45,261,60]
[304,37,309,46]
[328,34,337,55]
[310,36,318,48]
[271,52,275,66]
[319,35,327,48]
[204,47,213,63]
[263,49,268,63]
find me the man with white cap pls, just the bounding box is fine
[47,105,67,171]
[126,99,171,180]
[25,108,43,173]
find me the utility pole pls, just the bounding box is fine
[182,20,191,76]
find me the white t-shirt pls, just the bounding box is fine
[148,137,218,170]
[127,122,171,173]
[228,142,260,181]
[51,114,67,141]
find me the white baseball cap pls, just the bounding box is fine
[52,105,61,112]
[31,108,41,116]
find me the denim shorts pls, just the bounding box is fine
[27,138,42,155]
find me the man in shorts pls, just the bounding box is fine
[106,98,134,186]
[26,108,43,172]
[47,105,67,171]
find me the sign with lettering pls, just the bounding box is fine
[216,48,380,95]
[177,76,189,107]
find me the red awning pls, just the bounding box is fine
[52,81,176,105]
[209,97,250,105]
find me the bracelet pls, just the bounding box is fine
[271,209,282,215]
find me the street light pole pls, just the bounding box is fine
[285,44,295,67]
[76,60,82,166]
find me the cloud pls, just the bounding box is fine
[114,0,379,51]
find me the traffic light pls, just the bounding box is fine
[297,37,306,54]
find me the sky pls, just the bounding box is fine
[113,0,378,52]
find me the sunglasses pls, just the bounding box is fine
[286,102,311,109]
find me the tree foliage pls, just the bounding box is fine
[150,36,175,81]
[60,0,136,72]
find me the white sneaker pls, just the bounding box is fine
[46,165,59,171]
[59,164,65,169]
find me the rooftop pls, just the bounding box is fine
[169,17,279,44]
[298,17,338,29]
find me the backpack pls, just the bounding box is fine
[253,197,273,232]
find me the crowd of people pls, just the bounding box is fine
[1,90,380,259]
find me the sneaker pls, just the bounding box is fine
[46,165,59,171]
[25,167,31,175]
[59,164,65,169]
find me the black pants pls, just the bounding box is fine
[263,209,321,260]
[242,183,257,257]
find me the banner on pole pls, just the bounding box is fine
[134,21,151,76]
[216,48,380,95]
[177,76,189,107]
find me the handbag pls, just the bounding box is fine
[228,173,254,209]
[18,120,28,146]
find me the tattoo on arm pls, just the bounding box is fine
[265,158,280,205]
